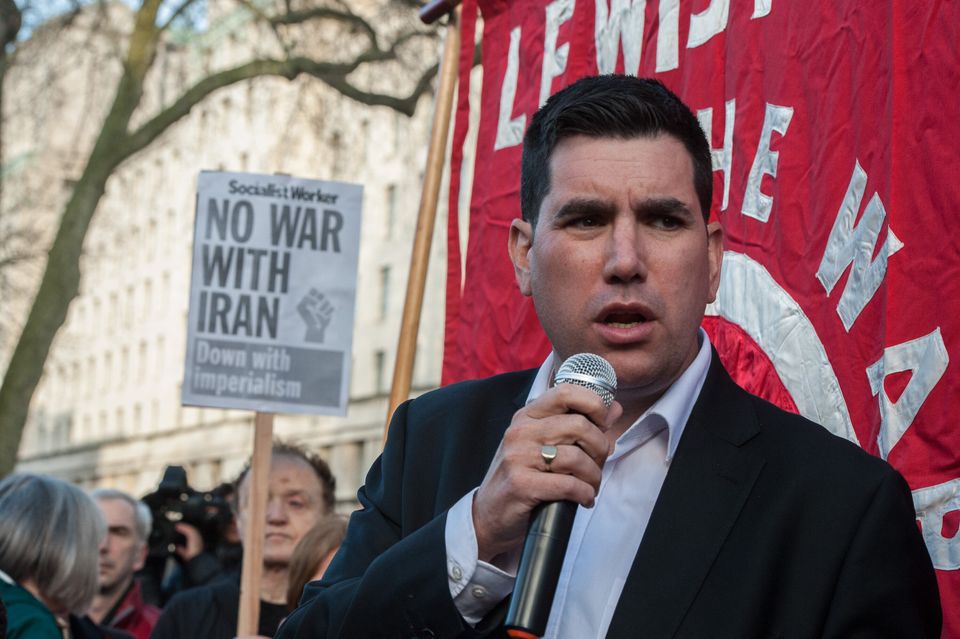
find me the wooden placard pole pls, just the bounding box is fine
[384,6,462,442]
[237,411,274,635]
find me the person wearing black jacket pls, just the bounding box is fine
[151,443,335,639]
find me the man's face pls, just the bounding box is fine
[97,498,146,594]
[510,134,722,407]
[237,455,327,566]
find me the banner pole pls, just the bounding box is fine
[384,7,462,443]
[237,411,273,635]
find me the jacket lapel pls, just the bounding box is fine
[606,354,766,638]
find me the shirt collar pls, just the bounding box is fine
[526,328,713,462]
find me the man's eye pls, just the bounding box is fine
[288,500,305,509]
[571,215,600,228]
[653,215,682,229]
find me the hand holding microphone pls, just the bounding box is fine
[470,353,618,638]
[505,354,617,638]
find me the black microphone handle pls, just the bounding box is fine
[504,499,578,637]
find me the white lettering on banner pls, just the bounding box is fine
[866,328,949,460]
[742,103,793,222]
[815,161,905,331]
[196,340,248,367]
[595,0,645,75]
[687,0,729,48]
[541,0,576,107]
[753,0,773,19]
[495,26,525,151]
[656,0,680,72]
[913,479,960,570]
[706,251,858,443]
[697,99,736,211]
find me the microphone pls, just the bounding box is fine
[505,353,617,639]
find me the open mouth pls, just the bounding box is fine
[603,311,647,328]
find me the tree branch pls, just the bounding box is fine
[318,60,439,116]
[0,0,22,49]
[270,6,376,44]
[125,52,436,155]
[159,0,201,32]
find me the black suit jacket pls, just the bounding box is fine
[279,354,940,638]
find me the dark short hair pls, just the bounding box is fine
[520,75,713,227]
[236,441,336,513]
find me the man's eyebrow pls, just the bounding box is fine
[553,197,617,221]
[633,196,694,217]
[278,489,311,499]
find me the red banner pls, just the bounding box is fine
[444,0,959,632]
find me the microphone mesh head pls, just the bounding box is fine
[554,353,617,408]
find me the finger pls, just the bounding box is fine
[512,412,610,465]
[524,383,611,428]
[530,470,599,508]
[535,442,603,491]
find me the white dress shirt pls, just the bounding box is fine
[445,330,713,638]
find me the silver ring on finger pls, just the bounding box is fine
[540,444,558,472]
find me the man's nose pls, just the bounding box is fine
[602,216,646,283]
[266,499,287,523]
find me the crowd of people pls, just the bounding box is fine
[0,441,346,639]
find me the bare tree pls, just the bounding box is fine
[0,0,441,475]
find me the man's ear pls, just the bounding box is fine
[509,218,534,296]
[134,542,148,572]
[705,220,724,304]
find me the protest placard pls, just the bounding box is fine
[182,171,362,415]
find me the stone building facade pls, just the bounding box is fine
[8,1,463,509]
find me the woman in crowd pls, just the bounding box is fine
[0,473,105,638]
[285,516,348,612]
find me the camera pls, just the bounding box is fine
[141,465,234,560]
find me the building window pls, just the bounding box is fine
[156,336,165,375]
[109,292,119,331]
[125,285,135,327]
[72,362,81,402]
[138,341,147,382]
[87,357,96,396]
[104,352,113,391]
[385,184,398,239]
[379,266,390,320]
[144,279,153,317]
[148,218,158,260]
[120,346,129,387]
[375,350,387,394]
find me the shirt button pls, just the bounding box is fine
[450,564,463,582]
[471,586,487,599]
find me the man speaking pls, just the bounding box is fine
[278,75,940,638]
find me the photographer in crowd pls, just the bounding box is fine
[88,489,160,639]
[140,469,240,606]
[151,442,336,639]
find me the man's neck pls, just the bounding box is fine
[260,563,289,605]
[89,578,132,624]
